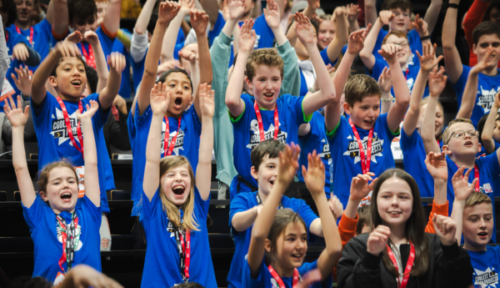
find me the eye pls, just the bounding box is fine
[493,43,500,48]
[287,237,296,242]
[455,132,464,138]
[169,84,176,88]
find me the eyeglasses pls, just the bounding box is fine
[445,130,478,144]
[390,41,409,47]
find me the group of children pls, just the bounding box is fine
[2,0,500,286]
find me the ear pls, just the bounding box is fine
[245,76,253,91]
[441,145,452,155]
[264,239,272,254]
[477,142,482,153]
[343,102,352,115]
[472,43,477,56]
[39,191,48,202]
[250,166,258,180]
[48,76,58,88]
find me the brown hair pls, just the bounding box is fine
[370,169,429,277]
[250,140,285,172]
[356,205,372,235]
[473,21,500,46]
[38,160,79,196]
[159,156,199,231]
[265,209,307,264]
[382,30,408,45]
[344,74,382,107]
[382,0,412,13]
[246,48,284,81]
[442,118,474,145]
[465,192,492,209]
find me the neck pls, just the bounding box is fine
[257,189,268,203]
[256,101,277,111]
[388,223,407,245]
[58,93,81,102]
[463,240,487,252]
[271,260,295,278]
[481,64,498,76]
[53,208,75,214]
[165,111,181,119]
[15,19,30,30]
[449,153,476,169]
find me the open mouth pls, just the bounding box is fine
[269,180,275,186]
[388,211,401,217]
[60,192,72,202]
[174,97,183,109]
[263,92,274,100]
[71,80,82,88]
[172,185,186,196]
[478,232,489,239]
[464,140,473,147]
[291,253,304,261]
[364,119,374,126]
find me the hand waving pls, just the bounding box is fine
[451,166,477,202]
[347,24,371,55]
[107,52,127,74]
[227,0,246,21]
[302,150,326,197]
[413,14,428,37]
[84,30,100,47]
[11,65,32,96]
[76,100,99,121]
[378,67,392,93]
[264,0,281,30]
[158,1,180,24]
[238,19,256,53]
[295,12,316,46]
[150,82,171,116]
[277,143,300,188]
[379,10,395,25]
[416,43,443,72]
[424,151,448,183]
[428,66,448,97]
[190,10,210,35]
[4,95,30,128]
[350,172,377,201]
[179,0,195,15]
[379,44,401,64]
[199,83,215,118]
[64,31,83,44]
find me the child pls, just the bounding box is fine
[243,144,340,288]
[228,140,324,288]
[225,13,336,197]
[324,35,411,208]
[6,95,102,284]
[443,1,500,127]
[337,168,473,287]
[479,92,500,155]
[131,2,212,215]
[140,83,216,288]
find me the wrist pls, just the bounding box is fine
[420,34,430,41]
[349,195,363,203]
[441,238,456,246]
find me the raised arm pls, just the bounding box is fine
[200,0,221,28]
[346,4,361,32]
[303,151,342,280]
[325,7,349,64]
[31,42,81,105]
[221,0,246,38]
[413,14,431,46]
[247,144,300,277]
[481,91,500,154]
[296,13,336,115]
[425,151,448,207]
[5,96,36,208]
[143,83,171,201]
[422,66,447,154]
[78,101,101,207]
[378,67,392,114]
[195,84,215,200]
[364,0,377,26]
[456,51,492,119]
[303,0,320,19]
[137,2,180,115]
[85,31,109,93]
[160,0,194,63]
[403,43,442,135]
[225,19,255,118]
[359,11,393,71]
[450,166,476,244]
[134,0,157,35]
[102,0,122,35]
[98,53,126,109]
[46,0,69,37]
[423,0,443,35]
[442,0,463,84]
[265,0,287,46]
[344,173,376,220]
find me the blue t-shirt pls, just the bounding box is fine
[131,103,201,216]
[451,65,500,127]
[112,38,132,98]
[373,29,422,67]
[23,195,102,282]
[227,191,319,288]
[140,187,217,288]
[3,31,30,111]
[131,50,146,95]
[445,154,500,242]
[242,258,333,288]
[127,110,137,149]
[468,246,500,287]
[230,94,311,198]
[400,128,434,197]
[298,112,332,194]
[208,11,225,47]
[327,114,398,208]
[31,92,111,212]
[319,45,346,67]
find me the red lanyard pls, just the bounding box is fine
[56,214,79,273]
[16,26,34,45]
[404,67,409,81]
[173,227,191,281]
[386,242,415,288]
[454,162,480,192]
[56,97,84,157]
[254,101,279,142]
[163,117,181,157]
[80,43,96,69]
[268,265,300,288]
[349,118,374,174]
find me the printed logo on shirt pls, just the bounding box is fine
[406,78,415,92]
[270,278,279,288]
[474,267,498,288]
[50,108,81,146]
[477,86,500,113]
[319,139,331,160]
[160,121,185,156]
[56,221,82,251]
[470,183,494,194]
[343,132,385,164]
[246,120,287,150]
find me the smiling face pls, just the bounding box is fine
[473,34,500,69]
[49,57,88,100]
[251,154,279,196]
[15,0,33,26]
[417,103,444,138]
[443,122,481,157]
[41,166,79,214]
[160,164,193,206]
[247,64,283,110]
[463,202,494,250]
[317,20,335,50]
[489,7,500,25]
[273,222,308,269]
[164,72,193,118]
[384,34,411,67]
[376,176,413,229]
[388,8,410,32]
[344,94,381,130]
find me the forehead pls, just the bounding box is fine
[166,164,190,173]
[165,72,191,83]
[16,0,33,4]
[260,154,279,166]
[378,176,412,194]
[283,221,307,235]
[390,8,410,14]
[96,2,108,8]
[59,57,85,67]
[319,20,335,30]
[356,95,381,106]
[464,202,493,216]
[449,122,475,133]
[254,64,281,77]
[48,167,76,181]
[477,34,500,44]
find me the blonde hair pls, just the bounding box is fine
[159,156,199,231]
[246,48,284,81]
[465,192,492,209]
[382,30,408,45]
[442,118,474,144]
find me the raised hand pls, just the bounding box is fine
[413,14,428,37]
[295,12,316,46]
[238,19,256,53]
[179,49,197,64]
[199,83,215,118]
[433,214,457,246]
[328,194,344,220]
[64,31,83,44]
[428,66,448,97]
[379,44,401,64]
[495,90,500,108]
[11,65,32,96]
[298,269,322,288]
[350,172,377,201]
[264,0,281,30]
[451,166,477,202]
[4,95,30,128]
[158,59,183,75]
[227,0,246,21]
[83,30,100,46]
[12,43,29,61]
[424,151,448,183]
[277,143,300,188]
[107,52,127,74]
[66,264,123,288]
[378,67,392,93]
[302,150,326,197]
[416,43,443,72]
[367,225,391,256]
[471,49,494,74]
[346,4,361,23]
[190,10,210,35]
[179,0,195,15]
[54,41,81,58]
[76,100,99,121]
[347,24,371,55]
[157,1,180,24]
[150,82,171,115]
[379,10,395,25]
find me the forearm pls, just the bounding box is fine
[481,103,498,153]
[198,117,214,165]
[196,32,213,85]
[364,0,377,26]
[424,0,443,35]
[388,61,410,114]
[344,196,362,222]
[272,26,287,46]
[403,70,428,133]
[252,182,286,240]
[442,2,458,48]
[99,69,121,109]
[103,0,122,35]
[456,71,479,119]
[380,92,392,114]
[200,0,220,27]
[434,180,447,206]
[359,20,381,59]
[12,127,28,174]
[421,96,441,153]
[222,19,238,39]
[308,45,335,103]
[232,208,258,232]
[51,0,69,36]
[450,200,465,244]
[327,15,349,62]
[161,14,184,62]
[92,42,109,94]
[286,21,298,47]
[135,0,157,35]
[225,52,248,113]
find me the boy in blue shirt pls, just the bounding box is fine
[324,31,411,208]
[228,139,329,288]
[443,1,500,127]
[225,13,336,198]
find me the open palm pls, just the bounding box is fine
[150,82,171,115]
[4,95,30,128]
[424,152,448,182]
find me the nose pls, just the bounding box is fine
[391,196,399,206]
[480,218,487,228]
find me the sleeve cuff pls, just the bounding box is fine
[441,240,460,257]
[101,23,117,40]
[52,28,69,41]
[432,200,449,216]
[219,31,234,45]
[363,250,382,268]
[277,40,293,54]
[340,212,359,231]
[391,126,401,136]
[326,120,340,137]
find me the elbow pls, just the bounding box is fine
[135,27,145,35]
[225,96,237,109]
[14,164,28,174]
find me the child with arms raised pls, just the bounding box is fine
[6,95,102,284]
[225,13,335,197]
[141,83,216,287]
[243,145,341,288]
